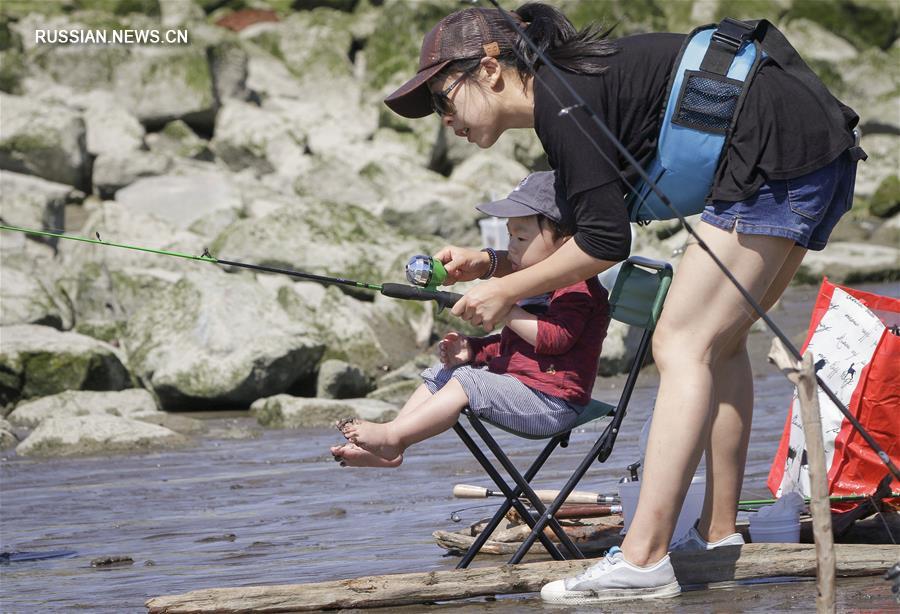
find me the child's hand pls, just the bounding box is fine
[439,332,472,367]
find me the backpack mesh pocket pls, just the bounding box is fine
[672,70,743,134]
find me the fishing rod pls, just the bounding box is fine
[453,483,620,505]
[0,224,463,311]
[480,0,899,482]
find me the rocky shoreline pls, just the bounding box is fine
[1,0,897,457]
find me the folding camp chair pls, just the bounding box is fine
[452,256,673,568]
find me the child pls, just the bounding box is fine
[331,171,610,467]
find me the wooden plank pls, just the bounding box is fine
[146,543,900,613]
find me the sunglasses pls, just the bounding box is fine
[431,73,467,117]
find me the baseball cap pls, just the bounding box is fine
[383,7,524,119]
[476,171,562,222]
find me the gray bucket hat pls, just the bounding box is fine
[476,171,562,222]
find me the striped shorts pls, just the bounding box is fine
[420,364,582,437]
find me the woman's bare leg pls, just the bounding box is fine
[620,223,798,566]
[699,245,807,541]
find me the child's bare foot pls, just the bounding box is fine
[336,417,357,441]
[330,443,402,468]
[340,419,403,461]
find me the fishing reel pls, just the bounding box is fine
[405,255,448,291]
[371,254,460,313]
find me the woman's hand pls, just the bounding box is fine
[438,332,472,367]
[433,245,490,284]
[452,277,516,331]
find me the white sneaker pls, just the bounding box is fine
[670,526,745,552]
[540,546,681,605]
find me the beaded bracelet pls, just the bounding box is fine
[480,247,498,280]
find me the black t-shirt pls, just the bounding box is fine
[533,32,858,262]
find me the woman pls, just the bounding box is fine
[383,3,861,603]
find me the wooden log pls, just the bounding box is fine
[507,504,619,521]
[432,527,621,556]
[769,340,837,612]
[146,543,900,613]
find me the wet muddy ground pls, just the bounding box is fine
[1,282,897,612]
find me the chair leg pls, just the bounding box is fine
[465,415,585,561]
[509,426,614,564]
[454,422,566,566]
[452,423,566,568]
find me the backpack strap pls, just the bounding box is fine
[700,18,761,75]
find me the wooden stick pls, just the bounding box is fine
[769,340,837,613]
[145,544,900,613]
[506,504,620,522]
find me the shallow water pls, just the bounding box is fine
[1,282,897,612]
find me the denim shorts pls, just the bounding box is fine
[701,151,858,251]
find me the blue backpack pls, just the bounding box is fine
[628,19,764,223]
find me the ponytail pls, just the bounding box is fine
[513,2,616,77]
[433,2,615,86]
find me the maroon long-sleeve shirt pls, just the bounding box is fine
[465,277,610,406]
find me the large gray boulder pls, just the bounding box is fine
[114,169,243,232]
[449,152,531,195]
[144,120,209,160]
[871,212,900,246]
[15,13,217,129]
[259,8,373,142]
[68,265,182,343]
[855,134,900,201]
[81,91,145,158]
[210,203,432,290]
[122,270,324,409]
[92,151,173,198]
[208,39,250,103]
[210,99,309,177]
[250,394,397,428]
[240,11,376,150]
[242,9,355,84]
[52,201,207,335]
[290,133,483,244]
[597,319,646,376]
[779,18,858,63]
[0,171,83,236]
[243,45,305,102]
[0,254,62,328]
[375,354,435,388]
[160,0,205,26]
[0,419,20,450]
[274,280,433,376]
[316,359,372,399]
[839,47,900,135]
[797,242,900,284]
[15,414,185,457]
[8,388,160,428]
[0,325,131,407]
[0,94,90,190]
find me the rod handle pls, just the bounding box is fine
[453,484,491,499]
[453,484,604,505]
[380,283,462,311]
[533,489,602,505]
